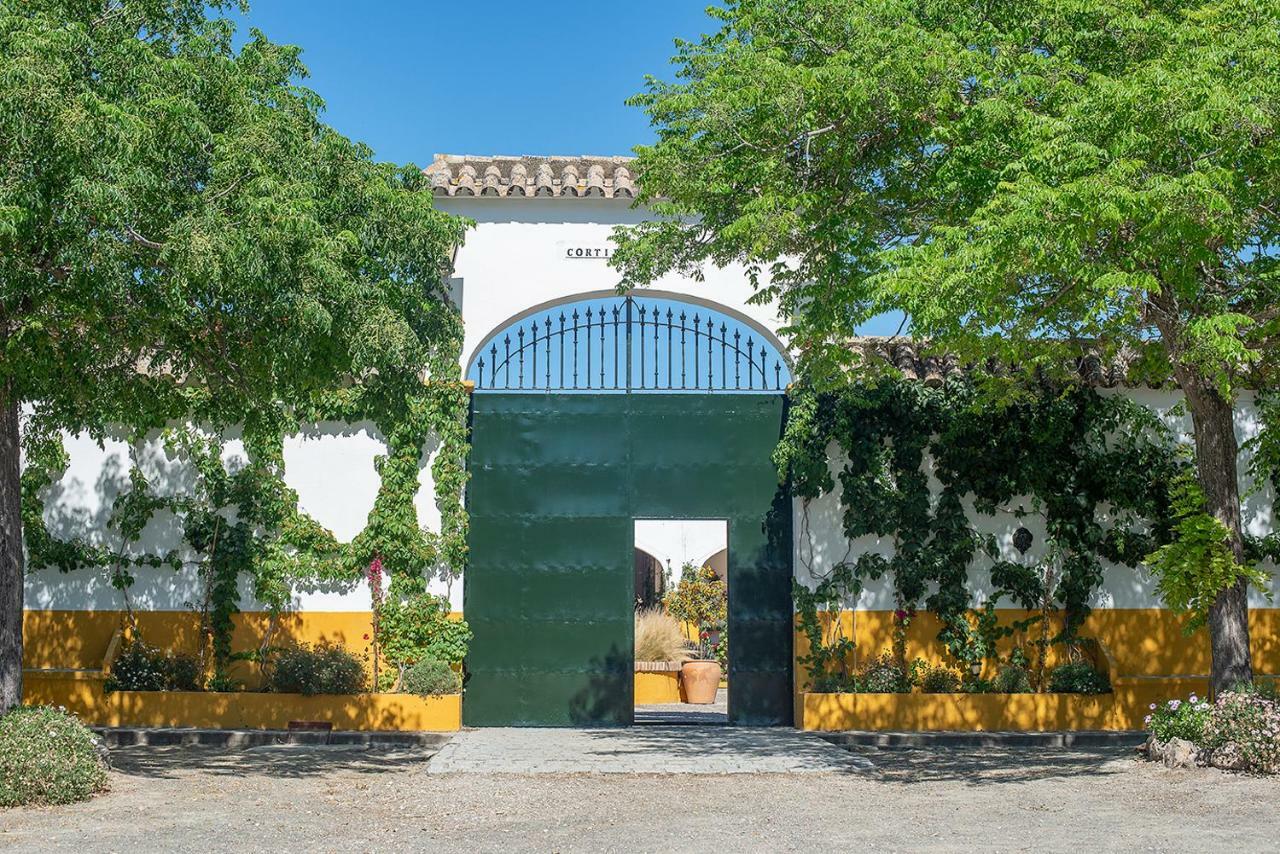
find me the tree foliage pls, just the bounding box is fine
[616,0,1279,692]
[614,0,1279,385]
[0,0,468,708]
[1,0,467,426]
[1147,468,1273,631]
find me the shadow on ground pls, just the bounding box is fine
[853,745,1133,787]
[110,744,437,781]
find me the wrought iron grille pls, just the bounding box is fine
[468,296,790,393]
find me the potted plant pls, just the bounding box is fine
[664,564,727,704]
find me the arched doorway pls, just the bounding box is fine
[633,547,665,610]
[463,293,793,727]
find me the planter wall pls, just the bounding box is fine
[634,661,683,704]
[23,671,461,732]
[799,680,1222,732]
[801,691,1114,732]
[634,672,682,704]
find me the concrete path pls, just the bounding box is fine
[426,725,872,774]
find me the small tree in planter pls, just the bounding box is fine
[374,591,472,692]
[663,564,727,703]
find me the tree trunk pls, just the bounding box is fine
[1180,376,1253,696]
[0,381,23,711]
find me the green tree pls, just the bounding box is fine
[614,0,1279,694]
[0,1,466,709]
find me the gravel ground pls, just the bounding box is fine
[1,743,1277,853]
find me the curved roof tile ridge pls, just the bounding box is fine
[425,154,637,199]
[845,337,1166,388]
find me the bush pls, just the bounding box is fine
[859,653,912,693]
[1146,694,1213,743]
[268,642,366,695]
[1047,661,1111,694]
[399,659,462,696]
[0,706,108,807]
[104,640,202,692]
[634,607,691,663]
[1202,688,1280,774]
[919,665,962,693]
[377,593,472,679]
[994,663,1033,694]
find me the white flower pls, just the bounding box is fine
[1150,703,1157,710]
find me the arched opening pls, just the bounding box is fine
[466,291,791,393]
[633,547,665,610]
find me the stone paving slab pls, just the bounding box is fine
[427,725,873,774]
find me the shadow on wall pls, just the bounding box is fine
[28,418,454,612]
[792,607,1280,687]
[568,644,633,727]
[22,610,380,683]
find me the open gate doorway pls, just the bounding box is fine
[462,295,793,727]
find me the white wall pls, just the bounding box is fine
[27,194,1277,619]
[793,389,1278,611]
[25,196,779,617]
[435,198,788,372]
[24,422,459,612]
[633,520,728,580]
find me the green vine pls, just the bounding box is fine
[20,303,470,678]
[780,376,1197,680]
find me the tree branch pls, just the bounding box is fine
[123,226,165,252]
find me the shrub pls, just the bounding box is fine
[1047,661,1111,694]
[105,640,202,692]
[1201,689,1280,774]
[268,642,366,695]
[0,706,109,807]
[919,665,962,693]
[634,607,691,663]
[376,593,472,681]
[994,663,1033,694]
[1145,694,1213,743]
[859,653,912,693]
[399,659,461,696]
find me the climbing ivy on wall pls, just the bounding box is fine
[19,303,470,677]
[778,375,1243,674]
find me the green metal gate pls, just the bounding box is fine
[465,392,793,727]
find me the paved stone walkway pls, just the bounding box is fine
[426,725,872,774]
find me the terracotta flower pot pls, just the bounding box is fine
[680,659,722,704]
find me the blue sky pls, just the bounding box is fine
[228,2,904,336]
[230,1,718,165]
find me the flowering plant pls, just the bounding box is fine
[1145,694,1212,743]
[1201,688,1280,774]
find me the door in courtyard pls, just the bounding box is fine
[464,296,793,727]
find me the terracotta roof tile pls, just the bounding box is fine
[425,154,637,200]
[848,338,1160,388]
